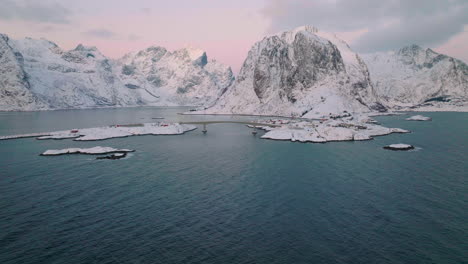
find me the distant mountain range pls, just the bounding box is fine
[362,44,467,111]
[1,27,466,114]
[0,34,233,111]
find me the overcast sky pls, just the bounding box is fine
[0,0,466,72]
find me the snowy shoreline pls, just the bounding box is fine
[41,147,135,156]
[248,115,410,143]
[0,122,197,141]
[0,113,414,144]
[406,115,432,121]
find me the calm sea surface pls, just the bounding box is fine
[0,107,467,264]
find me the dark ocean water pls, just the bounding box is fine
[0,108,467,264]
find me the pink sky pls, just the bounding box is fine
[0,0,466,73]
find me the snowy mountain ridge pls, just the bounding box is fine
[116,45,234,107]
[361,45,468,111]
[1,27,466,113]
[0,33,234,111]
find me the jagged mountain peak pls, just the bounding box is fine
[398,44,424,55]
[67,44,108,61]
[116,43,234,106]
[275,25,320,38]
[8,36,64,60]
[396,45,454,67]
[362,46,468,110]
[140,46,168,55]
[272,25,321,43]
[129,45,208,66]
[181,46,206,60]
[297,25,320,33]
[122,46,169,64]
[15,36,60,48]
[171,47,208,67]
[74,44,98,52]
[274,26,353,50]
[0,33,9,42]
[204,26,384,117]
[271,26,362,71]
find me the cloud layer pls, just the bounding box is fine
[263,0,468,52]
[82,29,117,39]
[0,0,465,69]
[0,0,72,24]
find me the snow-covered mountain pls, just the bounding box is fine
[202,26,386,118]
[0,34,233,111]
[2,29,466,113]
[116,46,234,107]
[7,38,143,110]
[362,45,468,111]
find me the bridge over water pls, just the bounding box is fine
[179,121,282,133]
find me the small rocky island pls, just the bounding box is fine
[383,144,415,151]
[406,115,432,121]
[250,114,410,143]
[40,147,135,156]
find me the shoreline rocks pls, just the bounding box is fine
[96,153,128,160]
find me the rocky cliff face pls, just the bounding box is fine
[0,34,46,111]
[0,34,233,111]
[362,45,468,110]
[204,26,385,117]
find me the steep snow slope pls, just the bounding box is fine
[8,38,143,109]
[0,34,233,111]
[362,45,468,111]
[0,34,46,110]
[203,26,385,117]
[116,46,234,106]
